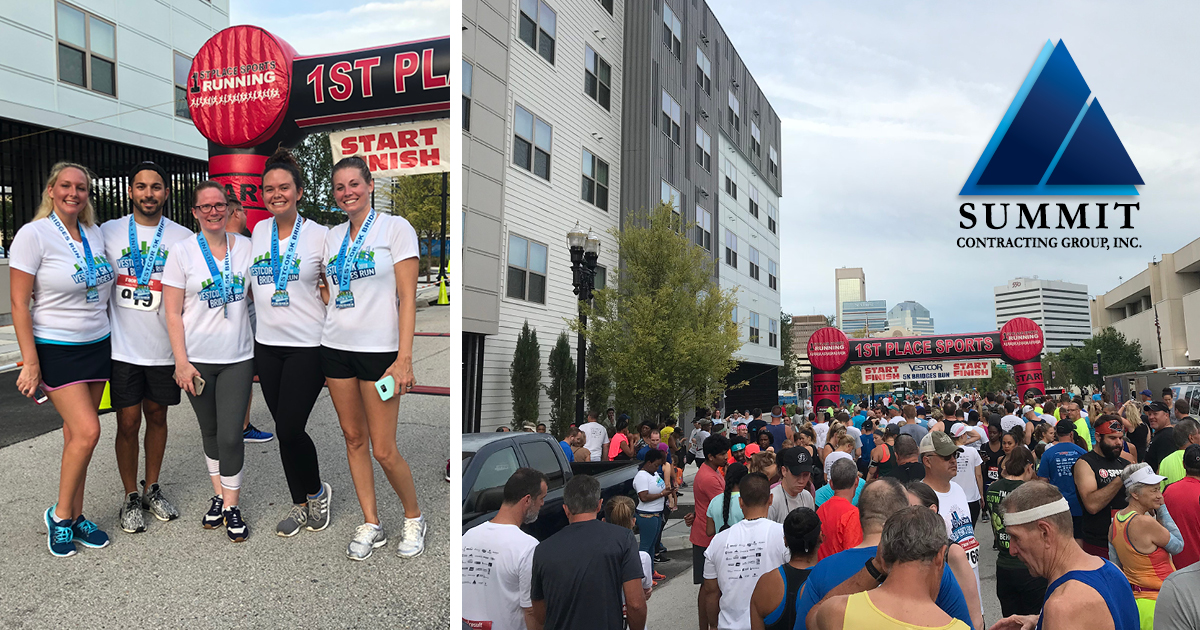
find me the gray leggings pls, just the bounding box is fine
[188,360,255,477]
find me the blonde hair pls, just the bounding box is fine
[1121,401,1143,429]
[603,495,636,529]
[34,162,97,227]
[749,451,776,475]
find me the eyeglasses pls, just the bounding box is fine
[193,202,228,214]
[937,452,959,462]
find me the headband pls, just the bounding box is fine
[1002,498,1070,527]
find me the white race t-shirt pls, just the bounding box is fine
[952,446,983,502]
[703,518,791,630]
[101,215,193,365]
[320,212,420,353]
[634,470,666,512]
[248,216,329,347]
[461,521,538,630]
[935,481,982,611]
[969,425,989,449]
[813,423,830,449]
[9,218,115,343]
[823,450,854,481]
[1000,415,1025,433]
[161,233,253,364]
[580,421,609,461]
[845,425,863,450]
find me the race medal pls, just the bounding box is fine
[86,286,99,304]
[334,211,375,311]
[116,275,163,312]
[271,290,290,307]
[134,285,153,302]
[335,290,355,309]
[270,216,303,308]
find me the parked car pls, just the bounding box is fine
[462,432,639,540]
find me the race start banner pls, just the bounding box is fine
[329,120,450,177]
[861,360,994,384]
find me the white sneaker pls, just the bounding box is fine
[347,523,387,561]
[396,515,427,559]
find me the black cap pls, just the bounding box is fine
[883,423,900,437]
[778,447,815,476]
[1055,421,1076,437]
[128,160,168,184]
[1185,444,1200,472]
[1147,401,1172,414]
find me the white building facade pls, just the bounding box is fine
[995,277,1091,353]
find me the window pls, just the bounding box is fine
[728,90,740,130]
[695,125,711,171]
[467,447,520,512]
[519,0,557,64]
[462,61,473,131]
[598,0,613,14]
[521,441,566,490]
[593,264,607,291]
[723,158,737,199]
[506,234,548,303]
[584,45,612,110]
[581,149,609,210]
[513,104,552,180]
[173,52,191,119]
[768,258,778,290]
[695,205,711,250]
[732,305,738,324]
[769,146,778,177]
[767,202,777,234]
[56,2,116,96]
[661,89,681,145]
[748,186,759,218]
[696,47,712,94]
[660,180,680,210]
[724,229,738,268]
[748,247,760,280]
[749,311,760,344]
[769,318,778,348]
[662,3,682,59]
[750,121,761,156]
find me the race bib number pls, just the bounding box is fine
[959,536,980,568]
[115,274,162,312]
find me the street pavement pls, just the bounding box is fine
[0,304,450,629]
[646,465,1005,629]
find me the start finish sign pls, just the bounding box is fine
[861,360,993,384]
[329,120,449,177]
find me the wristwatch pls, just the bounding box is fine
[864,557,888,583]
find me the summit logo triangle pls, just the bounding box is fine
[961,40,1143,196]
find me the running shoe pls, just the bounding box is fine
[652,570,666,580]
[224,507,248,542]
[119,492,146,533]
[201,495,224,529]
[72,515,110,549]
[396,515,427,559]
[242,424,274,443]
[347,523,387,561]
[140,481,180,522]
[45,506,77,558]
[276,504,308,537]
[305,481,332,532]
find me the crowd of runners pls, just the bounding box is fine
[10,154,427,560]
[462,388,1200,630]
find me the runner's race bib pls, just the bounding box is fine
[115,274,162,312]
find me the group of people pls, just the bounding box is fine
[11,154,427,560]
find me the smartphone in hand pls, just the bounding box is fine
[376,375,396,401]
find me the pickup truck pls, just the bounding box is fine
[462,432,639,541]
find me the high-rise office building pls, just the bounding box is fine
[994,277,1091,353]
[888,301,935,335]
[841,300,887,335]
[835,267,865,328]
[789,314,829,390]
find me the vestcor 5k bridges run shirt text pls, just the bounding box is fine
[161,234,253,364]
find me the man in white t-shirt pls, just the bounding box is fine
[950,425,984,524]
[462,468,548,630]
[812,412,830,450]
[920,430,983,613]
[579,410,610,461]
[100,162,194,534]
[702,473,790,630]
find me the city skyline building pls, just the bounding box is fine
[994,276,1091,354]
[835,267,865,329]
[840,299,887,335]
[888,300,935,335]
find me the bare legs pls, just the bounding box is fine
[49,382,106,520]
[114,399,168,495]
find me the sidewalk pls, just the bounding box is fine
[0,304,450,629]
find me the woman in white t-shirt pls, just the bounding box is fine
[634,450,672,577]
[319,157,425,561]
[248,150,334,538]
[10,162,116,557]
[163,181,254,543]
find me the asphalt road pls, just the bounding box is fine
[0,305,450,629]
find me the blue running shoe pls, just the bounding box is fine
[72,515,110,549]
[243,424,274,443]
[45,506,77,558]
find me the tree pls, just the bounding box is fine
[779,312,799,391]
[582,202,741,427]
[545,332,576,439]
[1041,352,1070,389]
[510,321,541,431]
[584,341,612,423]
[388,173,444,281]
[1057,328,1146,386]
[291,132,341,225]
[840,365,880,396]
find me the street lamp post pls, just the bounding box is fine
[1095,349,1103,391]
[568,223,601,426]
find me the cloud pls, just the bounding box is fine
[230,0,451,55]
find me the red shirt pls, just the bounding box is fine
[690,463,726,547]
[816,495,863,560]
[1163,476,1200,568]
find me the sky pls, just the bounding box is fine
[229,0,452,55]
[706,0,1200,334]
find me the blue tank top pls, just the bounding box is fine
[859,434,876,468]
[1035,560,1139,630]
[766,424,787,450]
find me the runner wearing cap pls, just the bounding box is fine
[1074,415,1130,557]
[1145,401,1175,472]
[1109,462,1183,629]
[1157,418,1200,488]
[1162,444,1200,569]
[949,424,984,525]
[920,430,983,616]
[101,161,193,533]
[767,447,815,523]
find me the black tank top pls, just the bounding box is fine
[1078,450,1128,546]
[876,443,897,477]
[763,564,812,630]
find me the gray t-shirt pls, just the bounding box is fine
[1156,562,1200,630]
[900,422,929,444]
[766,484,814,524]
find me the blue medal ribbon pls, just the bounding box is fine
[48,212,99,303]
[270,216,303,307]
[128,215,166,301]
[196,233,231,318]
[334,210,376,310]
